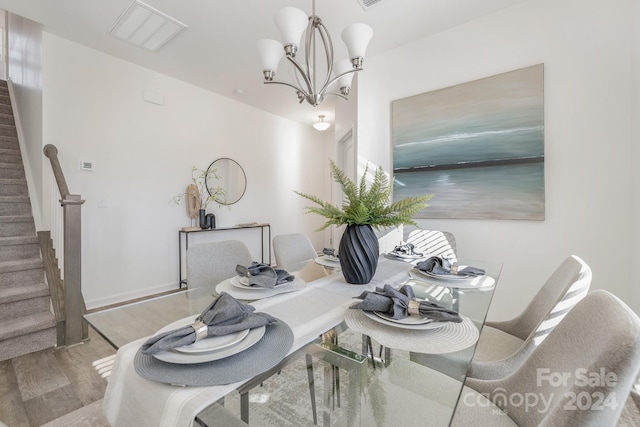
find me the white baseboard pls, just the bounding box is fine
[85,282,179,311]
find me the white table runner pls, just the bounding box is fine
[103,259,413,427]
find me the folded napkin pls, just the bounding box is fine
[322,248,339,258]
[390,242,423,257]
[140,292,276,355]
[416,256,485,277]
[235,262,294,288]
[352,284,462,323]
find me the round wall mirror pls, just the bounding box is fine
[205,158,246,205]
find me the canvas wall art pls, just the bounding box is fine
[392,64,545,220]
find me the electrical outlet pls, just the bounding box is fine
[97,196,108,208]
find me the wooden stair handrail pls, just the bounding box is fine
[43,144,70,197]
[42,144,87,346]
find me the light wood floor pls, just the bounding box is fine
[0,328,115,427]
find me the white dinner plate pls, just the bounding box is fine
[386,252,424,260]
[217,276,306,300]
[373,311,433,325]
[230,275,290,290]
[152,325,266,364]
[418,269,474,280]
[176,331,249,354]
[152,314,251,355]
[410,269,495,289]
[362,310,446,330]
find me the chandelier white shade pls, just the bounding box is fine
[258,1,373,107]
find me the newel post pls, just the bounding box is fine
[43,144,87,345]
[61,194,85,345]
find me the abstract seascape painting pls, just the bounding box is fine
[392,64,544,220]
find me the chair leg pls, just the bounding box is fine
[306,353,318,425]
[333,365,341,408]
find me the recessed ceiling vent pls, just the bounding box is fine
[355,0,384,10]
[109,0,188,52]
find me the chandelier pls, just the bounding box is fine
[257,1,373,107]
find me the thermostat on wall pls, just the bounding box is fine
[80,160,95,171]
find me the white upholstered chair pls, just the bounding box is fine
[186,240,252,289]
[452,290,640,426]
[405,228,457,261]
[272,233,323,424]
[273,233,317,272]
[362,291,640,427]
[470,254,592,380]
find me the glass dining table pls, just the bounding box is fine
[85,257,502,427]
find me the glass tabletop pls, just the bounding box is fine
[88,258,501,427]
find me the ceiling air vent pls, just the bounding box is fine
[109,0,188,52]
[355,0,384,10]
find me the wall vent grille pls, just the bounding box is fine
[355,0,384,10]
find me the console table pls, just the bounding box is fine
[178,223,271,288]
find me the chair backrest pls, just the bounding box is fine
[405,229,457,261]
[470,255,592,380]
[273,233,317,272]
[186,240,252,289]
[495,255,592,342]
[465,290,640,427]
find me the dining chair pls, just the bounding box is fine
[273,233,318,272]
[272,232,324,424]
[470,254,592,380]
[404,228,457,261]
[186,240,252,289]
[452,290,640,426]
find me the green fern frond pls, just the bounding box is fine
[296,159,433,230]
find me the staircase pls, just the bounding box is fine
[0,80,56,362]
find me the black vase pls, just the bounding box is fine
[206,213,216,229]
[338,224,379,284]
[199,209,208,229]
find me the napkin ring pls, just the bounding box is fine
[191,320,208,342]
[408,300,421,316]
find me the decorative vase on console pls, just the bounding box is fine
[295,159,432,285]
[199,209,208,229]
[206,213,216,229]
[170,165,227,229]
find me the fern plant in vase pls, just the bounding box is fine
[296,159,432,284]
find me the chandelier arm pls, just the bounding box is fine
[321,68,358,95]
[315,20,335,94]
[323,91,350,101]
[284,55,313,95]
[304,17,317,94]
[264,80,310,98]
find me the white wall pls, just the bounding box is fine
[41,34,329,309]
[632,0,640,315]
[6,12,43,228]
[357,0,636,318]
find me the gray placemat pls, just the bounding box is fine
[345,306,479,354]
[134,319,293,386]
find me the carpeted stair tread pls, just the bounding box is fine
[0,235,38,246]
[0,214,33,222]
[0,148,20,164]
[0,163,24,179]
[0,283,50,304]
[0,195,31,215]
[0,178,25,185]
[0,178,27,197]
[0,258,43,273]
[0,311,55,341]
[0,113,15,125]
[0,214,35,237]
